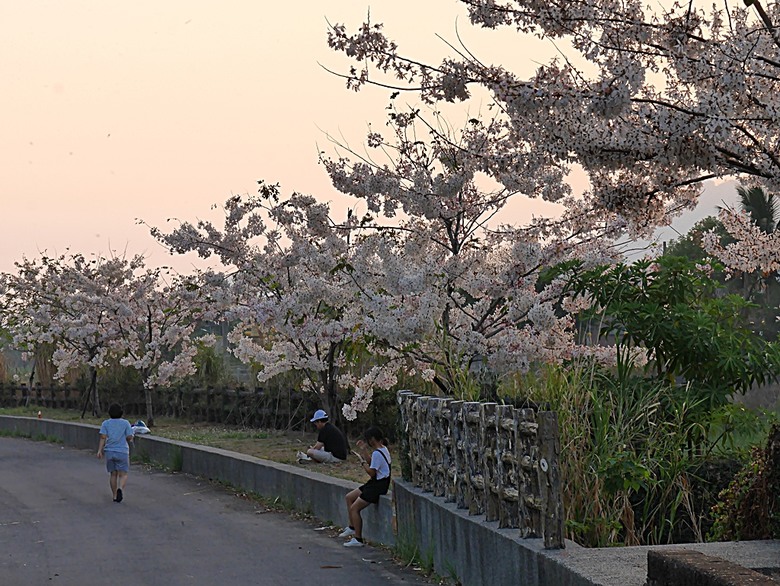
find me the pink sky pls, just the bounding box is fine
[0,1,729,275]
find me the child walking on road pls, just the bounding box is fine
[97,403,134,503]
[340,427,392,547]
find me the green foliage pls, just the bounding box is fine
[566,255,780,408]
[664,216,731,261]
[708,404,779,456]
[193,342,228,387]
[161,426,269,444]
[394,532,422,567]
[423,330,493,401]
[514,360,768,546]
[0,428,30,439]
[97,355,144,390]
[665,209,780,342]
[442,559,460,584]
[709,425,780,541]
[735,185,780,235]
[131,448,152,465]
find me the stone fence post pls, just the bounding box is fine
[396,390,565,549]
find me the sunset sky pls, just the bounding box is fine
[1,1,733,275]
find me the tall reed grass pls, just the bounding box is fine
[505,360,764,546]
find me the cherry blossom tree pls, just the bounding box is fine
[0,253,132,416]
[0,253,217,422]
[153,110,626,421]
[150,186,387,423]
[320,105,626,413]
[326,0,780,229]
[109,268,220,426]
[704,206,780,275]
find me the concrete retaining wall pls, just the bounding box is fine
[394,481,593,586]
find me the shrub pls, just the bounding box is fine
[709,425,780,541]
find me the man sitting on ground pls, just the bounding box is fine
[298,410,348,464]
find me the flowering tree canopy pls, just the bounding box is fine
[110,267,219,425]
[327,0,780,229]
[0,253,135,415]
[151,185,384,421]
[153,111,625,420]
[704,207,780,276]
[0,253,216,422]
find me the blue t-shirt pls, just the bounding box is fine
[99,418,134,454]
[369,446,391,480]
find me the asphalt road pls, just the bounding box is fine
[0,437,431,586]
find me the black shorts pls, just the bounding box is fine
[359,477,391,504]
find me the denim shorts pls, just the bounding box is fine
[105,451,130,473]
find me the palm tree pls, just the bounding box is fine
[736,185,779,234]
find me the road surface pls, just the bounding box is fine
[0,436,431,586]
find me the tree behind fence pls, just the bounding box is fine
[397,390,565,549]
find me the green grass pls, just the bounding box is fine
[131,449,152,465]
[170,445,183,472]
[32,433,62,443]
[162,427,270,444]
[0,426,62,444]
[394,531,421,567]
[0,428,30,439]
[442,559,460,584]
[0,406,103,424]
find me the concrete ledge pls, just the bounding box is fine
[647,550,778,585]
[394,480,594,586]
[391,478,780,586]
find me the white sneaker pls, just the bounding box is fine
[343,537,364,548]
[296,451,307,459]
[338,527,355,538]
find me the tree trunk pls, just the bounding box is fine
[81,366,100,418]
[25,362,36,408]
[144,386,155,427]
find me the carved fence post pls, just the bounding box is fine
[516,407,540,537]
[538,411,565,549]
[395,391,564,549]
[397,390,419,482]
[429,398,448,497]
[463,402,484,515]
[441,399,457,503]
[497,404,520,528]
[412,396,431,492]
[417,396,434,492]
[449,400,467,507]
[481,402,500,522]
